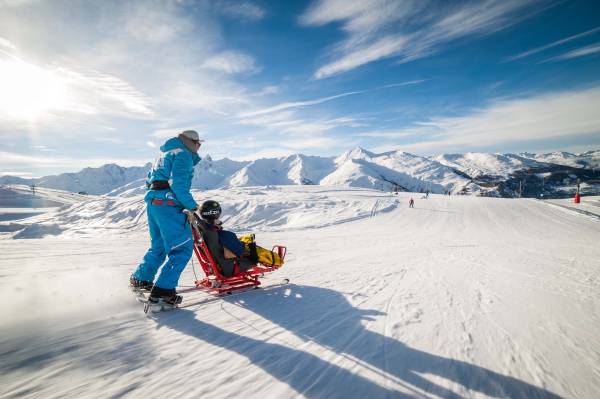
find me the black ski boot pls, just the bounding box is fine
[147,286,182,308]
[130,275,154,291]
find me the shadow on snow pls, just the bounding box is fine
[158,284,561,398]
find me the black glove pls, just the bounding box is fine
[248,242,259,263]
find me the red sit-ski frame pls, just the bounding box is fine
[189,221,286,295]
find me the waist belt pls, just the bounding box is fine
[151,199,177,206]
[151,180,170,190]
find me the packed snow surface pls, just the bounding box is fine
[1,186,599,398]
[0,186,399,239]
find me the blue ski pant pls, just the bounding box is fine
[133,200,193,290]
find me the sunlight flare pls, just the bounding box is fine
[0,58,69,120]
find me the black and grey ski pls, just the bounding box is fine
[137,278,290,313]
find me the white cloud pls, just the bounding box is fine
[237,107,369,138]
[357,129,421,139]
[0,36,17,50]
[0,0,257,128]
[216,0,265,21]
[237,110,333,135]
[31,145,57,152]
[202,51,260,74]
[302,0,538,79]
[0,170,35,177]
[392,86,600,154]
[283,136,341,150]
[151,129,181,139]
[0,150,148,173]
[0,0,270,173]
[0,53,154,122]
[240,80,423,117]
[124,6,192,43]
[146,141,156,148]
[258,85,280,96]
[323,116,369,128]
[64,68,155,116]
[234,148,295,161]
[91,136,126,144]
[543,42,600,62]
[314,35,408,79]
[239,91,361,118]
[299,0,415,33]
[504,26,600,62]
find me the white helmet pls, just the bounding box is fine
[180,130,204,142]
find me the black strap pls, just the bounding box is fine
[150,180,170,190]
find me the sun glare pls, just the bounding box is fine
[0,59,69,120]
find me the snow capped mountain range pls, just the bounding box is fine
[1,149,598,197]
[0,163,152,196]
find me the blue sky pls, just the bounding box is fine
[1,0,599,177]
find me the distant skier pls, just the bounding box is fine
[409,198,414,208]
[130,130,203,307]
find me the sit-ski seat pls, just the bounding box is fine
[187,215,286,295]
[195,219,254,277]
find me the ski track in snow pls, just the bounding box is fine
[0,187,599,398]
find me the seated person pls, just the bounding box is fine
[198,200,283,271]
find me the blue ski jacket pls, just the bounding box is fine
[144,137,201,210]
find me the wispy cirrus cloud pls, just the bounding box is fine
[300,0,540,79]
[0,35,17,51]
[239,80,424,117]
[542,42,600,62]
[0,150,149,176]
[238,91,362,118]
[202,50,261,74]
[504,26,600,62]
[31,145,57,152]
[237,109,357,135]
[388,86,600,154]
[0,0,258,135]
[0,54,154,121]
[215,0,265,21]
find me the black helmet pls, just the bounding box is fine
[200,200,221,221]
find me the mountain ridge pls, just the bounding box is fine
[1,149,598,198]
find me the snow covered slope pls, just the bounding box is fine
[319,148,474,193]
[224,154,336,187]
[0,186,399,239]
[0,184,90,208]
[1,189,598,398]
[193,155,249,189]
[0,184,92,223]
[370,150,473,192]
[520,150,600,169]
[37,163,152,195]
[431,152,545,178]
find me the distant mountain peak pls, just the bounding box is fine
[1,148,598,197]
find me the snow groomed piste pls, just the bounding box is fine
[1,187,599,398]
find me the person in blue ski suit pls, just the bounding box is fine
[130,130,202,304]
